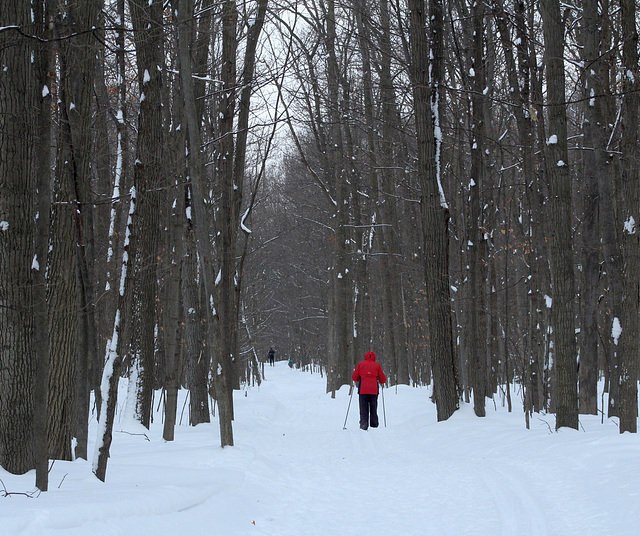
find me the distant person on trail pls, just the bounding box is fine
[351,351,387,430]
[268,347,275,366]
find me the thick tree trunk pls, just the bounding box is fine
[48,102,79,462]
[128,0,164,429]
[339,83,362,376]
[408,0,459,421]
[0,5,38,475]
[618,0,639,433]
[578,0,607,415]
[540,0,578,430]
[184,229,211,426]
[50,0,99,458]
[54,0,100,461]
[213,0,240,436]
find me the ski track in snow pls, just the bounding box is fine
[1,362,640,536]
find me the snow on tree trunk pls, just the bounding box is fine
[93,188,137,482]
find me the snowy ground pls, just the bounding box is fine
[1,361,639,536]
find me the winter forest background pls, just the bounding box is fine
[1,0,639,493]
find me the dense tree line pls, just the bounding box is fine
[0,0,638,491]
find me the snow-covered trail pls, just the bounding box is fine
[227,364,639,536]
[228,366,534,536]
[1,361,639,536]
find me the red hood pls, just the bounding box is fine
[364,351,376,361]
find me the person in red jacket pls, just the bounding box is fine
[352,351,387,430]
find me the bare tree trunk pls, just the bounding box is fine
[578,0,607,415]
[408,0,459,420]
[0,9,37,473]
[214,0,240,428]
[184,227,211,426]
[540,0,578,430]
[591,33,624,420]
[128,0,165,429]
[54,0,100,461]
[48,96,78,463]
[338,81,362,377]
[467,0,488,417]
[162,125,186,441]
[618,0,639,433]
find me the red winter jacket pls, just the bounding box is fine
[352,351,387,395]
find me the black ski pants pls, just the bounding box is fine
[359,393,379,430]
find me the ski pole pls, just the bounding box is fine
[381,383,387,427]
[343,385,354,429]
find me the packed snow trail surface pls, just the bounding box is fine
[1,362,639,535]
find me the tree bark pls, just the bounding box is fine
[48,96,79,463]
[162,124,186,441]
[128,0,165,429]
[0,5,38,475]
[184,227,211,426]
[467,0,488,417]
[408,0,459,420]
[54,0,100,461]
[617,0,639,433]
[578,0,607,415]
[540,0,578,430]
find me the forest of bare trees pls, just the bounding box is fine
[1,0,638,490]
